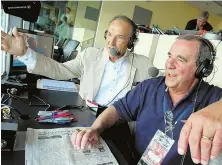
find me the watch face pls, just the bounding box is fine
[1,139,7,149]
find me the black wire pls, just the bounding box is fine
[2,96,11,104]
[6,90,31,105]
[208,65,217,84]
[30,95,50,111]
[215,39,222,50]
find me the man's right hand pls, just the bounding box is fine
[1,27,28,56]
[71,128,100,149]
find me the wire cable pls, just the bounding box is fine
[215,39,222,50]
[30,94,50,111]
[208,65,217,84]
[32,94,47,104]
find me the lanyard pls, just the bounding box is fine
[163,96,192,137]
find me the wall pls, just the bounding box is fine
[94,1,222,48]
[74,1,101,31]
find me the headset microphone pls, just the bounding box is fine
[110,47,121,56]
[148,67,165,78]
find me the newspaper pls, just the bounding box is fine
[208,151,222,165]
[25,127,119,165]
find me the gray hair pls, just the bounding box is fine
[108,15,136,37]
[177,35,212,67]
[198,11,209,20]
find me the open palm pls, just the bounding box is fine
[1,27,27,56]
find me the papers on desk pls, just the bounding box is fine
[25,127,119,165]
[208,151,222,165]
[37,79,78,92]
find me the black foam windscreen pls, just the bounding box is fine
[110,47,120,57]
[2,1,41,22]
[195,38,215,79]
[148,67,159,77]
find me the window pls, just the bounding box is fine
[1,8,9,75]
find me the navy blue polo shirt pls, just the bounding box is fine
[113,76,222,165]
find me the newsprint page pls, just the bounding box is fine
[25,127,119,165]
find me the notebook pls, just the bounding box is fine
[37,79,78,92]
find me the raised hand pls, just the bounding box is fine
[1,27,28,56]
[178,101,222,165]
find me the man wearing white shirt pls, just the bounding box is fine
[1,15,150,107]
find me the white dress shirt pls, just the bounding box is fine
[17,48,37,71]
[94,49,129,106]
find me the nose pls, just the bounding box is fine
[109,36,117,46]
[166,57,176,69]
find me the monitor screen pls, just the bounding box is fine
[11,28,55,72]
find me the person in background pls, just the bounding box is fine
[58,7,74,27]
[55,16,72,42]
[71,35,222,165]
[185,11,213,31]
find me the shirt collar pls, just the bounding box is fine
[164,79,204,103]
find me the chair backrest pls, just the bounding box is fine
[56,38,67,48]
[62,39,80,61]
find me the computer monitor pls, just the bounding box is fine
[10,28,55,75]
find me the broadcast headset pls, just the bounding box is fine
[195,38,216,79]
[104,15,139,54]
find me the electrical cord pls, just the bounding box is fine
[6,89,30,105]
[2,89,51,111]
[215,39,222,50]
[29,95,51,111]
[208,65,217,84]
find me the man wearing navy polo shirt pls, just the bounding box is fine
[72,35,222,165]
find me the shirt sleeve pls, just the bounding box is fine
[17,48,37,70]
[185,20,193,30]
[113,81,147,121]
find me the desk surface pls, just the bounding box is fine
[1,88,129,165]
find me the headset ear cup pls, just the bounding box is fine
[195,63,204,79]
[195,59,213,79]
[104,30,107,40]
[202,62,213,77]
[127,37,133,49]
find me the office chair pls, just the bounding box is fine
[55,38,67,48]
[58,39,80,62]
[53,38,67,61]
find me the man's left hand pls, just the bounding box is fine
[178,101,222,165]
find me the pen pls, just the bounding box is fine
[38,113,75,120]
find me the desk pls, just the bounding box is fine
[1,88,129,165]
